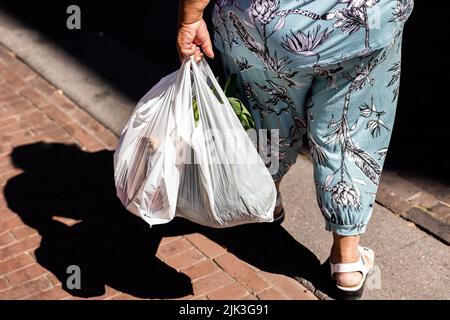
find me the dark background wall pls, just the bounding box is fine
[0,0,448,182]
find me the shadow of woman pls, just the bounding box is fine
[4,142,333,299]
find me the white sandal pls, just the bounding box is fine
[329,246,375,299]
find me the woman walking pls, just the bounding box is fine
[177,0,413,299]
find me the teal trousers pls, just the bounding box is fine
[212,0,413,235]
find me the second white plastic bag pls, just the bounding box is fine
[114,57,276,228]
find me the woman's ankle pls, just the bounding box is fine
[330,246,360,264]
[330,234,360,264]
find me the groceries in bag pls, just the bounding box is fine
[113,57,276,228]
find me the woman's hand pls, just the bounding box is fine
[177,18,214,63]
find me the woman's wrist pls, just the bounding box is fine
[178,10,203,25]
[178,0,209,25]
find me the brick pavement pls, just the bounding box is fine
[0,44,317,300]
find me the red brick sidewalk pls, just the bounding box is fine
[0,44,316,300]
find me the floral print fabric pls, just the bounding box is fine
[212,0,413,235]
[212,0,414,67]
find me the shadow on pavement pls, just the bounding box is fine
[4,142,336,299]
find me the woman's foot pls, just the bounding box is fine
[330,247,368,287]
[330,246,374,299]
[273,180,285,223]
[329,234,374,299]
[273,193,285,222]
[330,234,360,287]
[274,205,284,219]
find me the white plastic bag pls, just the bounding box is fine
[114,57,276,228]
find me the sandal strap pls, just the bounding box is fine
[330,246,374,278]
[330,257,365,275]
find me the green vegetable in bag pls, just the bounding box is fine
[192,74,255,130]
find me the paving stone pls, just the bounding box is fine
[402,207,450,245]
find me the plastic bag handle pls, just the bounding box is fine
[191,58,230,106]
[172,57,197,132]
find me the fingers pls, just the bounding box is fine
[179,43,197,61]
[193,22,215,59]
[177,25,197,62]
[194,47,204,63]
[201,38,214,59]
[176,19,214,63]
[179,44,203,63]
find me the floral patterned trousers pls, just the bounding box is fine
[216,28,404,236]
